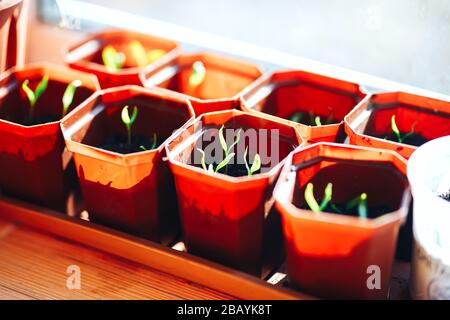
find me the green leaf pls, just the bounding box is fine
[121,105,138,126]
[304,183,321,213]
[22,80,36,107]
[62,80,82,117]
[358,193,368,220]
[290,112,303,123]
[197,148,208,171]
[140,145,147,151]
[218,125,228,154]
[189,61,206,87]
[319,183,333,211]
[330,204,344,214]
[35,74,49,102]
[250,153,261,176]
[391,115,402,142]
[314,116,322,127]
[102,45,124,71]
[228,129,241,154]
[243,147,250,174]
[151,133,158,149]
[215,152,235,173]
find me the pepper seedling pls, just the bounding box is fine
[243,147,261,176]
[102,45,126,72]
[391,115,417,143]
[139,133,158,151]
[189,61,206,88]
[304,182,368,219]
[121,105,138,145]
[129,40,166,67]
[219,125,241,174]
[289,111,332,127]
[62,80,82,117]
[197,126,241,175]
[22,74,49,122]
[197,148,235,174]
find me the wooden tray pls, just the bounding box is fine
[0,194,411,300]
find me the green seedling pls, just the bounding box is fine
[189,61,206,88]
[391,115,416,143]
[243,147,261,176]
[121,105,138,145]
[139,133,158,151]
[102,45,126,72]
[289,111,332,127]
[62,80,82,117]
[304,182,333,213]
[129,40,166,67]
[22,74,49,122]
[305,182,368,219]
[197,126,241,175]
[219,125,241,174]
[197,148,235,174]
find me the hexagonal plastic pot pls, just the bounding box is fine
[140,52,263,116]
[345,91,450,159]
[273,143,411,299]
[64,29,180,89]
[0,63,99,210]
[241,70,368,144]
[166,109,304,276]
[61,86,195,242]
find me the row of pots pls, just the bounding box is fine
[0,29,449,299]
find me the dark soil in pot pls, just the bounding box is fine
[375,131,428,147]
[0,80,93,125]
[289,111,339,127]
[440,191,450,202]
[298,202,393,219]
[101,135,160,154]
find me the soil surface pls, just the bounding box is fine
[194,162,261,178]
[439,191,450,202]
[17,115,60,126]
[101,135,159,154]
[376,132,428,147]
[289,111,338,126]
[300,202,392,219]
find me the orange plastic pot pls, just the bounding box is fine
[61,86,194,241]
[0,63,99,210]
[140,52,263,116]
[241,70,368,144]
[274,143,411,299]
[345,91,450,159]
[64,29,179,89]
[166,109,304,276]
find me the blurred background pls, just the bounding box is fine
[34,0,450,95]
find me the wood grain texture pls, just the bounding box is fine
[0,219,234,300]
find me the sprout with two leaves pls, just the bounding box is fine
[390,115,417,144]
[22,74,82,122]
[304,182,368,219]
[121,105,157,151]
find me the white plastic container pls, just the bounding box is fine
[407,135,450,300]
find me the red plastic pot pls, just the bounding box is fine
[274,143,411,299]
[61,86,195,242]
[0,0,23,72]
[345,91,450,159]
[0,63,100,210]
[166,109,304,276]
[241,70,368,144]
[64,29,179,89]
[140,52,263,116]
